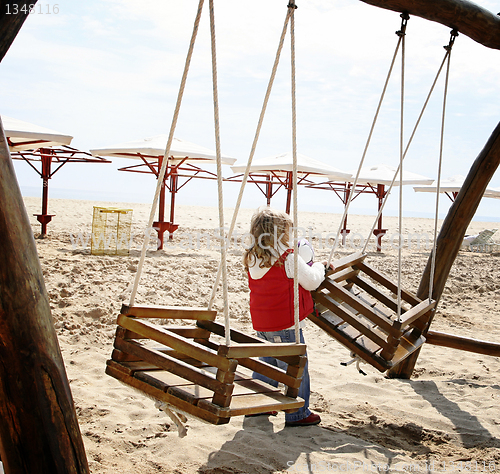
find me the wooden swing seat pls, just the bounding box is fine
[106,304,306,425]
[309,252,436,372]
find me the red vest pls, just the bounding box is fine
[248,249,314,332]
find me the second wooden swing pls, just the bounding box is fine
[106,0,308,430]
[309,15,457,373]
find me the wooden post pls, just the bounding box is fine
[388,121,500,379]
[0,120,89,473]
[359,0,500,50]
[0,1,38,62]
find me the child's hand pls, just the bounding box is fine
[322,261,335,276]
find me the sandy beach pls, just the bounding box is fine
[20,196,500,473]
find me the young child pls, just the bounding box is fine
[243,207,329,426]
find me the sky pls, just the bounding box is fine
[2,0,500,223]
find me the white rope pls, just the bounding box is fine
[208,0,231,345]
[208,5,294,310]
[129,0,205,306]
[155,401,188,438]
[429,31,457,303]
[361,42,454,254]
[397,24,406,321]
[327,15,407,268]
[290,1,300,344]
[340,353,367,376]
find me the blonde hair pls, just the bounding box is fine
[243,207,292,270]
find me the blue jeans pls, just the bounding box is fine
[253,328,311,422]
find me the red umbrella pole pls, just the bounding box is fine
[341,183,351,245]
[153,158,179,249]
[168,169,179,240]
[285,171,292,215]
[153,156,167,249]
[373,183,388,252]
[266,174,272,206]
[35,149,55,236]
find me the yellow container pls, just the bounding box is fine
[91,207,133,256]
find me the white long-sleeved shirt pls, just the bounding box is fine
[247,244,325,291]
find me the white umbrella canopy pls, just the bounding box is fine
[2,115,73,151]
[231,151,352,180]
[485,187,500,199]
[90,134,236,165]
[414,175,500,199]
[90,135,236,248]
[413,174,465,194]
[340,163,434,186]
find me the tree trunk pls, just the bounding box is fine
[388,121,500,378]
[0,119,89,473]
[359,0,500,50]
[0,1,38,62]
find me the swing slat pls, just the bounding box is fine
[113,338,235,396]
[330,266,361,284]
[310,253,435,372]
[328,252,366,274]
[118,326,211,340]
[196,337,306,393]
[106,360,229,425]
[308,309,388,371]
[219,343,306,359]
[121,304,217,320]
[118,314,235,372]
[313,290,392,350]
[351,275,401,313]
[320,278,399,336]
[230,355,304,389]
[389,331,426,367]
[223,392,304,417]
[396,299,436,329]
[197,320,306,366]
[355,262,421,306]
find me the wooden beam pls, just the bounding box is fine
[0,1,37,62]
[426,331,500,357]
[388,121,500,378]
[0,118,89,472]
[359,0,500,50]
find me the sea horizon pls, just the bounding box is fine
[20,185,500,223]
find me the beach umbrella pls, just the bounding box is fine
[414,174,500,201]
[90,135,236,247]
[4,115,111,235]
[229,151,351,214]
[4,115,73,151]
[352,164,434,250]
[485,187,500,199]
[352,163,435,186]
[312,164,434,251]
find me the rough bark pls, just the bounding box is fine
[0,119,89,473]
[0,1,38,61]
[360,0,500,50]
